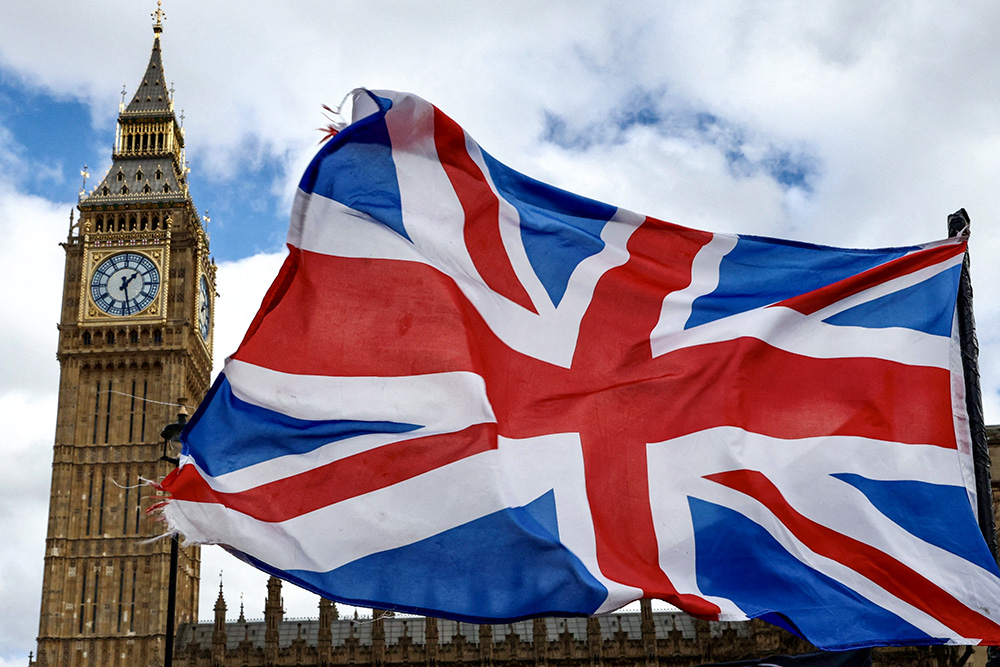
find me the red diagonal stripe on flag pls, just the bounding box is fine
[705,468,1000,639]
[165,423,496,522]
[434,107,537,314]
[775,241,966,316]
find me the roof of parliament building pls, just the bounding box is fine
[169,579,973,667]
[177,609,750,652]
[169,578,812,667]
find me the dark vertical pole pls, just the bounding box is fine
[950,210,1000,665]
[165,535,178,667]
[160,407,187,667]
[947,208,999,562]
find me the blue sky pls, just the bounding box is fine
[0,74,288,260]
[4,2,1000,665]
[542,87,818,191]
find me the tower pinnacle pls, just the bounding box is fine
[152,0,166,34]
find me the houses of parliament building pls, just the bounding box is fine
[28,8,1000,667]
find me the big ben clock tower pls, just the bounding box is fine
[34,7,215,667]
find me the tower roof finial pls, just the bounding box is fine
[152,0,166,34]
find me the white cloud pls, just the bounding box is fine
[0,183,70,667]
[210,251,287,372]
[0,192,68,397]
[0,392,55,667]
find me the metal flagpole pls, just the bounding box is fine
[160,407,188,667]
[947,208,998,561]
[947,209,999,666]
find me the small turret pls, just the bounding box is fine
[212,580,227,666]
[264,577,284,666]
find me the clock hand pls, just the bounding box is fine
[118,272,139,313]
[122,272,139,296]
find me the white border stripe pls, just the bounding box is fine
[168,450,509,573]
[651,249,964,369]
[225,359,494,426]
[651,233,737,354]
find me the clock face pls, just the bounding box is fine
[90,252,160,316]
[199,276,211,340]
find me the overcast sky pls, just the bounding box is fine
[4,2,1000,665]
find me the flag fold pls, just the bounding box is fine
[162,89,1000,650]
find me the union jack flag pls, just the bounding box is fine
[161,89,1000,650]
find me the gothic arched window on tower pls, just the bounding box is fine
[162,184,171,193]
[142,184,151,194]
[155,168,163,180]
[117,171,124,182]
[129,215,137,231]
[135,170,143,182]
[153,329,162,344]
[106,331,115,345]
[95,216,104,232]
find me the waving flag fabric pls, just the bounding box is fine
[161,89,1000,650]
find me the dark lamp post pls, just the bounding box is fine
[160,404,188,465]
[159,402,188,667]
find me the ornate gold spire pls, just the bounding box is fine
[82,5,189,207]
[152,0,166,35]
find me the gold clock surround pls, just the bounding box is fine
[81,245,169,323]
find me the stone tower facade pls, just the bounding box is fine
[33,9,215,667]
